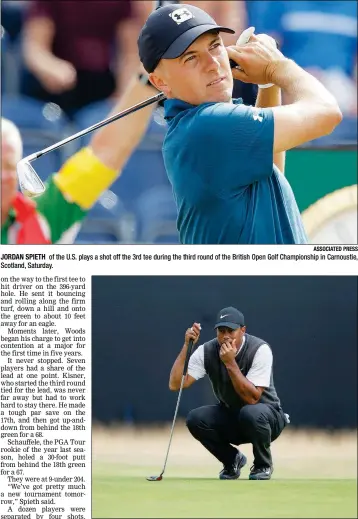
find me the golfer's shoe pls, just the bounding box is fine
[249,465,273,480]
[219,451,247,480]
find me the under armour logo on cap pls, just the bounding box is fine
[138,3,235,73]
[169,8,194,25]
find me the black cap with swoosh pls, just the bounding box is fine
[214,307,245,330]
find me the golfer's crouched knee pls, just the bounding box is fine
[186,406,213,440]
[186,405,218,441]
[239,405,261,426]
[186,408,201,434]
[238,404,271,438]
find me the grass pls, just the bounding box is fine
[92,426,357,518]
[92,466,357,518]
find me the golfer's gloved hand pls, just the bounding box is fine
[253,34,284,88]
[227,33,286,87]
[254,33,280,52]
[185,323,201,346]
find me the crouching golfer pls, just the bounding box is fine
[169,307,289,480]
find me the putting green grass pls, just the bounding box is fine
[92,427,357,518]
[93,470,357,518]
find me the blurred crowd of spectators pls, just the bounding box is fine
[2,0,357,116]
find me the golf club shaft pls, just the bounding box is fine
[160,376,185,476]
[30,92,165,161]
[159,339,194,476]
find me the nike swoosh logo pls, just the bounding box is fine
[220,314,229,318]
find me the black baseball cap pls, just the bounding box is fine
[138,4,235,73]
[214,307,245,330]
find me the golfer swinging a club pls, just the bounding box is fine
[169,308,289,480]
[138,4,342,244]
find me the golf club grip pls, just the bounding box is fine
[229,39,279,70]
[183,339,194,376]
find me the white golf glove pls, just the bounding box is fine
[236,26,278,89]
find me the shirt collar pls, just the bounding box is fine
[235,334,246,356]
[164,97,243,121]
[164,99,194,121]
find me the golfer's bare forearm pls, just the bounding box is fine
[90,75,157,171]
[225,362,260,404]
[268,59,342,147]
[270,59,342,134]
[270,60,338,108]
[256,83,281,110]
[169,344,188,390]
[256,86,285,173]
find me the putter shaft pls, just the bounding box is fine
[147,339,194,481]
[158,371,186,477]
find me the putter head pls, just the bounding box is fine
[17,159,45,198]
[146,475,163,481]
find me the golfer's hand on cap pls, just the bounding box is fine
[227,34,286,85]
[185,323,201,346]
[219,339,237,365]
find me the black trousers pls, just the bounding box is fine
[186,403,286,469]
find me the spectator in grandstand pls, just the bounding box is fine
[248,0,357,114]
[1,69,157,244]
[21,0,144,117]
